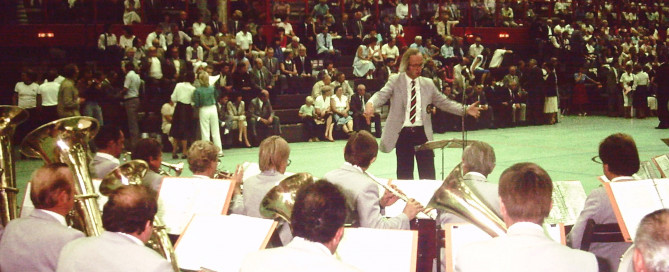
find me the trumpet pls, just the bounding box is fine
[360,171,435,220]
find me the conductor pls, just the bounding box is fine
[364,48,481,179]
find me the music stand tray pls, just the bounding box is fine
[415,139,477,179]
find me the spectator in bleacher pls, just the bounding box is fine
[495,81,526,127]
[186,39,206,73]
[272,0,291,20]
[315,86,334,142]
[294,47,314,93]
[331,85,354,135]
[81,71,105,126]
[501,4,518,27]
[163,46,187,89]
[228,10,244,37]
[353,37,377,79]
[209,13,223,35]
[200,26,217,54]
[335,13,354,50]
[409,36,427,57]
[248,90,281,144]
[122,0,141,25]
[333,72,354,98]
[634,65,650,119]
[502,66,520,88]
[544,63,559,125]
[620,64,635,118]
[262,48,280,84]
[236,24,254,55]
[468,36,484,59]
[395,0,408,23]
[375,58,394,82]
[232,61,256,103]
[274,18,295,39]
[145,25,167,51]
[382,37,400,68]
[119,26,135,50]
[299,96,320,142]
[141,46,165,110]
[470,48,491,85]
[286,36,304,57]
[207,41,228,67]
[192,15,207,37]
[351,84,381,138]
[226,93,251,148]
[522,59,546,125]
[465,85,492,130]
[453,57,472,93]
[321,61,338,79]
[312,73,334,98]
[389,16,406,48]
[312,0,329,22]
[279,50,298,94]
[166,24,192,49]
[251,58,275,102]
[316,26,338,62]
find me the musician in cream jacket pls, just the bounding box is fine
[456,163,598,272]
[0,164,84,272]
[241,180,361,272]
[323,131,423,230]
[437,141,501,225]
[57,185,172,272]
[568,133,638,272]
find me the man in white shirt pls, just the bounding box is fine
[456,162,598,272]
[57,185,172,272]
[316,26,338,62]
[236,24,254,54]
[241,180,360,272]
[141,46,164,113]
[0,164,84,272]
[91,125,125,179]
[468,36,484,59]
[39,69,61,123]
[123,63,141,149]
[166,24,191,47]
[381,38,400,67]
[145,25,167,51]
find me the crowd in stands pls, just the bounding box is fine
[12,0,669,156]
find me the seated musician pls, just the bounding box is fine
[630,209,669,272]
[568,133,638,271]
[57,185,172,271]
[324,130,423,229]
[131,138,165,193]
[456,163,598,271]
[0,164,84,271]
[240,136,293,245]
[437,141,500,224]
[92,125,125,179]
[240,180,359,272]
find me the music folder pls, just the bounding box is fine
[545,180,587,225]
[336,227,418,272]
[174,214,277,272]
[652,154,669,178]
[157,177,236,235]
[601,178,669,242]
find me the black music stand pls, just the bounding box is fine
[415,139,477,180]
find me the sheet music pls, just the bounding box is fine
[652,155,669,178]
[545,181,587,225]
[382,179,443,219]
[336,227,417,272]
[607,179,669,241]
[174,214,276,272]
[157,177,233,235]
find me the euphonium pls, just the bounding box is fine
[0,106,28,227]
[427,163,507,237]
[260,173,314,222]
[20,116,104,236]
[100,160,179,272]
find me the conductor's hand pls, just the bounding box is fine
[364,102,375,119]
[466,101,482,119]
[379,184,400,208]
[402,198,424,220]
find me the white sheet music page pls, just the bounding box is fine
[653,155,669,177]
[157,177,233,235]
[545,180,587,225]
[336,227,417,272]
[174,214,276,272]
[608,179,668,240]
[382,179,443,218]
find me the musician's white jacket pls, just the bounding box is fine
[324,162,410,229]
[456,222,598,272]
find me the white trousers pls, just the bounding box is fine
[199,105,222,151]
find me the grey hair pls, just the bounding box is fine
[635,209,669,272]
[399,48,423,73]
[462,142,496,176]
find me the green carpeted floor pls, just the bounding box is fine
[11,115,669,208]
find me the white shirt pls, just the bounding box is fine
[40,209,67,226]
[403,74,423,127]
[192,22,206,37]
[96,152,120,165]
[148,57,163,79]
[396,3,408,19]
[634,71,649,86]
[171,82,195,104]
[123,70,141,99]
[166,31,191,46]
[145,32,166,51]
[381,43,399,60]
[620,72,636,91]
[117,232,144,246]
[469,43,484,58]
[14,82,40,109]
[38,81,60,106]
[489,49,508,68]
[98,33,118,50]
[119,35,135,49]
[314,95,331,112]
[236,31,253,51]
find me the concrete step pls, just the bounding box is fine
[275,94,308,109]
[275,108,301,125]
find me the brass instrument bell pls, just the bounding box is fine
[260,172,314,222]
[99,160,149,195]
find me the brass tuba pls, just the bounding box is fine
[100,160,179,272]
[0,106,28,227]
[260,172,314,222]
[427,163,507,237]
[20,116,104,236]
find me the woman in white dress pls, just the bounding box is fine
[314,86,334,141]
[330,85,353,134]
[353,37,376,79]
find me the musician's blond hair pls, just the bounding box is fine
[258,136,290,172]
[187,140,220,174]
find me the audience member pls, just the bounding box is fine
[299,96,320,142]
[350,84,381,137]
[193,71,224,155]
[248,90,281,144]
[169,71,197,159]
[331,85,354,134]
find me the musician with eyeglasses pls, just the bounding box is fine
[324,130,423,230]
[91,125,125,179]
[57,185,172,271]
[0,163,84,272]
[131,138,165,193]
[456,163,598,272]
[240,180,360,272]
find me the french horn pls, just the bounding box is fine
[0,106,28,227]
[260,172,314,222]
[427,163,507,237]
[20,116,104,236]
[100,160,180,272]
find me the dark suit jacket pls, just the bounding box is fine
[249,97,275,120]
[232,71,254,92]
[162,58,187,81]
[294,56,313,76]
[262,56,280,76]
[352,20,365,39]
[251,67,274,90]
[350,93,371,116]
[336,21,352,37]
[657,63,669,97]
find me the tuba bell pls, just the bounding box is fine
[100,160,180,272]
[20,116,104,236]
[427,163,507,237]
[260,172,314,222]
[0,106,29,227]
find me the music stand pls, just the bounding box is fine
[661,138,669,147]
[415,139,477,180]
